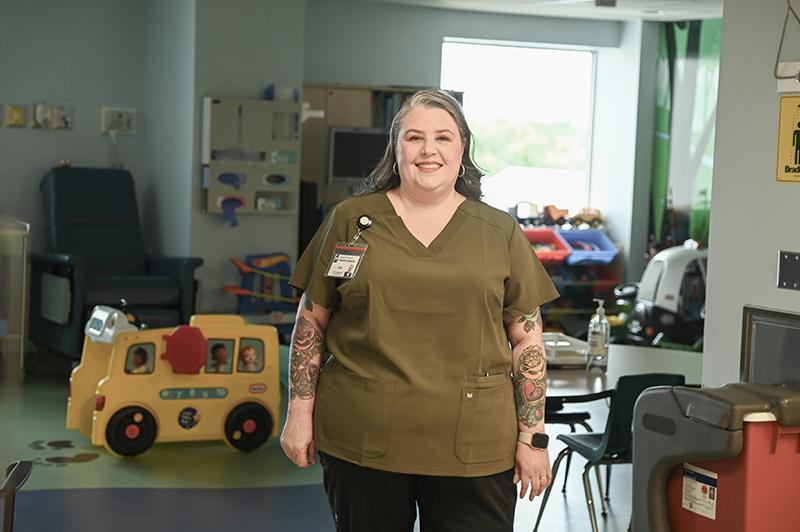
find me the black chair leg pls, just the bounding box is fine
[594,465,608,516]
[578,420,593,432]
[582,462,600,532]
[533,447,570,532]
[605,464,612,502]
[561,449,573,493]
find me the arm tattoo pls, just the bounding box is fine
[518,307,541,333]
[303,295,314,311]
[513,344,546,428]
[289,316,324,400]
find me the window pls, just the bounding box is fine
[237,338,265,373]
[125,343,155,375]
[206,339,234,374]
[440,40,594,213]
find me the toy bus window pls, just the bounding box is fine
[237,338,265,373]
[125,343,155,375]
[206,340,234,374]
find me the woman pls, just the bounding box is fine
[281,89,559,531]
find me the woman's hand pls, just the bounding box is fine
[513,442,552,500]
[280,410,316,468]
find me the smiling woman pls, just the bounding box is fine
[281,89,561,531]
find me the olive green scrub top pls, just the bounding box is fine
[290,193,559,477]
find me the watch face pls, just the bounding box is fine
[532,432,549,449]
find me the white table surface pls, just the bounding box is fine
[547,344,703,398]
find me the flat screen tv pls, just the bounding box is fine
[328,126,388,189]
[740,305,800,385]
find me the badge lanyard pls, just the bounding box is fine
[325,215,372,279]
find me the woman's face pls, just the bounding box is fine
[396,106,464,195]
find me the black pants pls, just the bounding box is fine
[319,451,517,532]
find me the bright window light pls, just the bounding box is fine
[440,40,595,214]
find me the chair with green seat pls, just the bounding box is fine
[534,373,686,532]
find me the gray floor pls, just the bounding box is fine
[4,358,630,531]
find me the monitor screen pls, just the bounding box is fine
[741,305,800,385]
[328,127,388,186]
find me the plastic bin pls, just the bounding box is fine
[522,227,571,264]
[632,383,800,532]
[557,229,618,265]
[665,416,800,532]
[0,218,30,378]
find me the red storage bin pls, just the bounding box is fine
[522,227,571,264]
[665,416,800,532]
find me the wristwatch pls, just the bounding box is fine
[518,431,549,449]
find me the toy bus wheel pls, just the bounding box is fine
[225,403,272,452]
[105,407,157,457]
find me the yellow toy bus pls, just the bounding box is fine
[66,306,281,457]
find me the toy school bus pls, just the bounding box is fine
[66,306,281,457]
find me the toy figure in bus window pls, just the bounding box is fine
[206,340,233,373]
[125,344,154,375]
[238,339,264,373]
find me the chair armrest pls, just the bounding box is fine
[29,253,85,269]
[558,389,615,404]
[0,461,32,497]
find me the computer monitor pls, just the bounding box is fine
[328,126,388,189]
[740,305,800,385]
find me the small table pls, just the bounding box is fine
[548,344,703,400]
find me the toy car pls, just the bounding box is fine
[623,246,707,348]
[66,306,281,457]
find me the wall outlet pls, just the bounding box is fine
[101,107,136,134]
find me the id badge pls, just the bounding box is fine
[325,242,368,279]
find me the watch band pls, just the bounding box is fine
[518,431,549,449]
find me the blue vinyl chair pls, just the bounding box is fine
[28,167,203,359]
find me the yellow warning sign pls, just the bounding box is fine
[776,95,800,182]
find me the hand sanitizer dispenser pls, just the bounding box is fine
[586,298,610,372]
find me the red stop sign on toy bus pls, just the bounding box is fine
[162,325,208,374]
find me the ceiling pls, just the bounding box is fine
[357,0,723,21]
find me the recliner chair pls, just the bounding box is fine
[29,166,203,358]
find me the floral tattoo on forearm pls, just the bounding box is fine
[289,316,324,400]
[514,344,546,428]
[518,307,541,333]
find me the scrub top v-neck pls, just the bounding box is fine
[290,192,559,477]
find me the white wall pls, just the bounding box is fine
[144,0,196,257]
[304,0,622,87]
[191,0,306,311]
[703,0,800,385]
[0,0,149,252]
[589,21,645,280]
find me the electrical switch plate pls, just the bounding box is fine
[101,107,136,134]
[777,250,800,291]
[4,104,28,127]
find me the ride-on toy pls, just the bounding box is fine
[66,306,281,457]
[621,245,707,349]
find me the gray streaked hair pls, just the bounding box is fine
[356,89,483,200]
